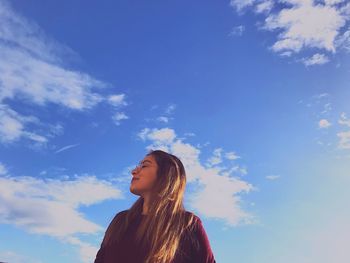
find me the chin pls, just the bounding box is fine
[130,187,140,195]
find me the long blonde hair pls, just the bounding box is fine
[101,149,197,263]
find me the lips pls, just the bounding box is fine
[131,178,140,182]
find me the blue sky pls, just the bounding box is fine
[0,0,350,262]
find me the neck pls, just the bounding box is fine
[142,195,150,215]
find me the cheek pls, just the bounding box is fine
[144,173,157,188]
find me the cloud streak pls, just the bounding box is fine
[55,143,80,154]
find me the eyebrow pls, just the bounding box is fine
[140,160,152,165]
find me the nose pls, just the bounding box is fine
[131,166,139,175]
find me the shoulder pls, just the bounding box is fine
[183,211,210,239]
[182,211,203,232]
[108,209,128,225]
[184,210,198,218]
[184,211,201,223]
[112,209,128,219]
[117,209,129,217]
[183,213,216,262]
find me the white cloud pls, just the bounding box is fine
[0,104,47,144]
[265,174,280,180]
[221,165,248,177]
[302,53,330,66]
[112,112,129,126]
[207,149,240,167]
[264,2,346,54]
[341,2,350,16]
[137,127,255,226]
[0,162,7,175]
[107,94,128,125]
[336,28,350,51]
[230,0,256,11]
[339,112,350,127]
[337,113,350,149]
[66,236,99,263]
[337,131,350,149]
[0,175,122,236]
[230,0,350,64]
[319,119,332,128]
[153,104,176,124]
[165,103,176,114]
[255,0,274,14]
[325,0,345,6]
[225,151,240,160]
[229,25,245,36]
[138,127,176,145]
[206,148,224,167]
[107,94,127,107]
[184,132,196,137]
[0,250,42,263]
[0,45,104,110]
[0,174,122,262]
[314,92,330,99]
[321,102,332,114]
[157,116,170,123]
[0,0,76,64]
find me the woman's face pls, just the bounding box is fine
[130,154,158,197]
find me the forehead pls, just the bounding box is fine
[140,155,155,164]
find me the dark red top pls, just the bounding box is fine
[94,210,216,263]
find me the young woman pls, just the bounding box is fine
[94,150,216,263]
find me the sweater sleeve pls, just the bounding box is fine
[191,217,216,263]
[93,210,128,263]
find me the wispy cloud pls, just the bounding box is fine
[152,103,176,124]
[0,161,7,175]
[112,112,129,126]
[156,116,170,123]
[339,112,350,127]
[0,104,47,144]
[230,0,256,12]
[302,53,330,66]
[308,94,350,152]
[225,151,240,160]
[137,127,255,226]
[206,148,224,167]
[229,25,245,36]
[0,45,105,109]
[337,131,350,149]
[107,94,128,107]
[108,94,129,126]
[314,93,330,100]
[255,0,273,14]
[265,174,280,180]
[165,103,176,115]
[337,112,350,149]
[0,250,42,263]
[0,0,128,145]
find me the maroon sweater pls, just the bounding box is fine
[94,211,216,263]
